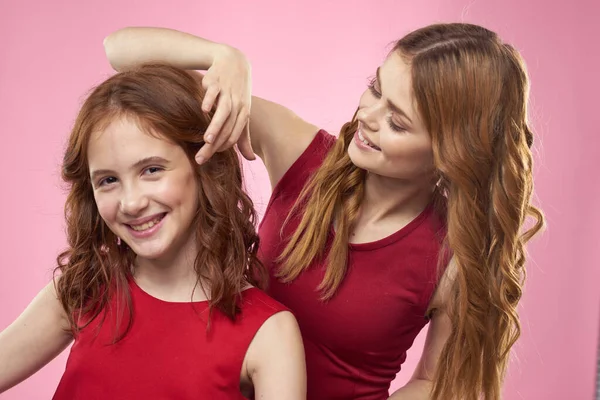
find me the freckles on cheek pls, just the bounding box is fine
[94,196,115,222]
[180,169,199,190]
[358,91,370,108]
[182,176,201,208]
[157,178,193,206]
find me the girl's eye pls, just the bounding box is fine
[98,176,117,187]
[144,166,163,175]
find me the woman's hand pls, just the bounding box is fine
[195,45,255,164]
[103,28,256,164]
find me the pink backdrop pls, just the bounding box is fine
[1,1,598,399]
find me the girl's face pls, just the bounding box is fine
[88,116,199,262]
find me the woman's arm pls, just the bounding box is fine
[244,311,306,399]
[0,280,73,393]
[105,27,319,188]
[104,27,221,72]
[387,309,451,399]
[104,27,256,162]
[388,261,456,399]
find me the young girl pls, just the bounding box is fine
[0,64,306,399]
[109,22,543,400]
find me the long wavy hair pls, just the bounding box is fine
[277,23,544,400]
[54,64,266,338]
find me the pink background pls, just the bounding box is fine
[1,1,598,399]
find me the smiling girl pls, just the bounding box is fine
[0,64,306,400]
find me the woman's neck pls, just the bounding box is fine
[360,172,435,224]
[348,172,435,244]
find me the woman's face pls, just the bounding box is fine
[348,51,435,183]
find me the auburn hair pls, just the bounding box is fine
[55,64,266,338]
[277,23,544,400]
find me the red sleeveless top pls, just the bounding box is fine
[53,278,288,400]
[258,130,447,400]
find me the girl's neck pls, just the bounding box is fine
[132,231,207,302]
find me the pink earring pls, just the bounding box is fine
[117,237,122,246]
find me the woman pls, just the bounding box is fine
[104,22,544,400]
[0,64,306,399]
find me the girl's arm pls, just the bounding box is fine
[0,280,73,393]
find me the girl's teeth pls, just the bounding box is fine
[131,216,162,231]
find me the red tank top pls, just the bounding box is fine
[258,130,447,400]
[53,278,288,400]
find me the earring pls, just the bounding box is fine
[117,237,122,246]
